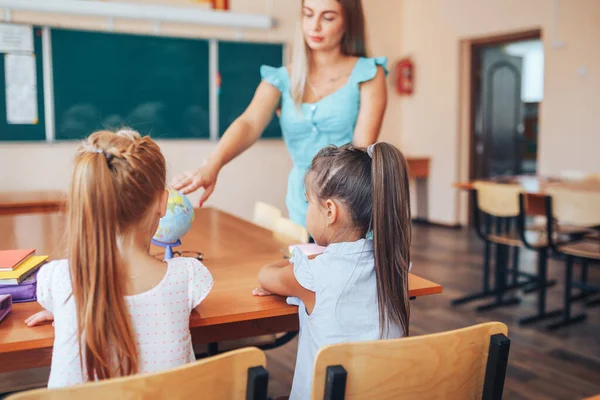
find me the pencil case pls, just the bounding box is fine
[0,272,38,303]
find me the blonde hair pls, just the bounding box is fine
[68,129,166,381]
[290,0,369,106]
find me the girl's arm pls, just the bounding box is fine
[353,66,387,147]
[171,81,282,202]
[255,259,316,314]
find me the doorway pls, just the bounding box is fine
[469,31,543,180]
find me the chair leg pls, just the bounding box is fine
[519,249,561,325]
[586,296,600,307]
[547,256,587,330]
[451,241,496,306]
[484,241,491,292]
[511,247,520,287]
[571,260,593,301]
[477,244,521,312]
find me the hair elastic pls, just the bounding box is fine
[367,143,376,158]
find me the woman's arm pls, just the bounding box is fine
[255,259,316,314]
[353,66,388,147]
[171,81,282,201]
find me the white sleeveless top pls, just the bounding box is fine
[36,257,213,388]
[287,239,404,400]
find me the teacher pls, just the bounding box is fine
[172,0,387,227]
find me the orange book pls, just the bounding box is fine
[0,249,35,272]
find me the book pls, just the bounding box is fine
[0,255,48,285]
[0,294,11,322]
[288,243,326,257]
[0,249,35,272]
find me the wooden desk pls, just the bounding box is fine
[0,191,66,216]
[407,157,430,179]
[0,208,442,373]
[454,176,600,216]
[407,157,431,221]
[1,158,429,219]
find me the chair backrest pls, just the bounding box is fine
[473,182,522,217]
[7,348,268,400]
[546,186,600,227]
[253,201,283,231]
[312,322,509,400]
[274,217,310,244]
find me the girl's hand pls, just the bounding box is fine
[25,311,54,327]
[252,287,273,296]
[170,162,220,206]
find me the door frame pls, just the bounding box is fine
[457,29,542,225]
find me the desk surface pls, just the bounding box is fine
[454,176,600,216]
[0,208,442,355]
[454,176,600,194]
[0,191,66,215]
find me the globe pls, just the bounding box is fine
[153,189,195,245]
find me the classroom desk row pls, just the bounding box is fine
[0,208,443,374]
[454,175,600,216]
[0,191,66,216]
[0,158,430,218]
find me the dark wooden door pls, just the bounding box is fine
[473,47,524,179]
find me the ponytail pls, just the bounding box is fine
[68,130,166,381]
[370,143,411,337]
[307,142,411,337]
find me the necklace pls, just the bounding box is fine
[308,72,350,99]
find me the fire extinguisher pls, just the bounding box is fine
[210,0,229,10]
[394,58,414,95]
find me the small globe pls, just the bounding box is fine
[153,189,195,244]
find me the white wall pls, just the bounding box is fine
[399,0,600,225]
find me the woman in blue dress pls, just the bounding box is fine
[172,0,388,227]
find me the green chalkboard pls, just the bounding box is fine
[52,29,210,140]
[0,26,46,141]
[218,41,283,138]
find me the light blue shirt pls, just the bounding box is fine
[260,57,388,226]
[286,239,403,400]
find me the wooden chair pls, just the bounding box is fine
[6,348,269,400]
[453,182,544,312]
[253,202,283,231]
[274,217,309,244]
[544,186,600,329]
[312,322,510,400]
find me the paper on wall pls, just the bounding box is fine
[0,24,34,53]
[5,53,38,125]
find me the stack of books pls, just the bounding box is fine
[288,243,326,257]
[0,249,48,303]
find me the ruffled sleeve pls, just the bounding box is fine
[260,65,287,93]
[289,247,315,291]
[36,261,57,313]
[186,259,214,310]
[354,56,388,84]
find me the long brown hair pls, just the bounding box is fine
[306,143,411,336]
[291,0,369,106]
[68,129,166,380]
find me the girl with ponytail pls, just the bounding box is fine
[26,129,213,388]
[253,142,411,399]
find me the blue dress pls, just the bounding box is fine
[260,57,388,226]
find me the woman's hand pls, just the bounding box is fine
[252,287,273,296]
[25,310,54,327]
[170,162,220,206]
